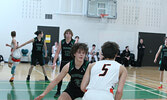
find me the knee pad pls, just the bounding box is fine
[11,66,16,74]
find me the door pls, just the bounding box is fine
[139,32,166,66]
[37,26,59,57]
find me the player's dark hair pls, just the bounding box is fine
[101,41,119,59]
[125,46,129,49]
[75,36,79,39]
[34,30,42,36]
[92,44,96,47]
[164,37,167,41]
[71,43,88,58]
[11,31,16,37]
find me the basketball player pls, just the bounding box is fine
[6,31,21,82]
[34,43,89,100]
[52,29,76,97]
[18,30,49,81]
[154,37,167,89]
[81,41,127,100]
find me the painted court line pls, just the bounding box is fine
[126,83,167,98]
[127,80,167,93]
[34,67,52,80]
[0,81,68,85]
[0,88,156,92]
[128,74,167,85]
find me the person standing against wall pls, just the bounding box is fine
[137,39,145,67]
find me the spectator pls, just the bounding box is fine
[88,44,98,62]
[137,39,145,67]
[75,36,79,43]
[51,42,58,65]
[121,46,130,67]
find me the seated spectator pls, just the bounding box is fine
[88,44,98,63]
[115,50,122,64]
[51,42,59,65]
[121,46,130,67]
[75,36,79,43]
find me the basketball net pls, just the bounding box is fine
[100,14,109,23]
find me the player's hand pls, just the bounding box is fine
[16,46,19,49]
[10,53,13,56]
[6,44,9,46]
[52,64,56,70]
[154,59,157,63]
[34,94,44,100]
[45,54,47,58]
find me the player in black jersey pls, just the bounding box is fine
[52,29,76,97]
[154,37,167,89]
[18,31,49,81]
[35,43,89,100]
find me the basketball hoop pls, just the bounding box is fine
[100,14,109,23]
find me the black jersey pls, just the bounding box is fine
[32,37,44,54]
[138,43,145,54]
[61,39,75,61]
[68,59,89,88]
[161,44,167,58]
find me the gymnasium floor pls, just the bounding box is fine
[0,63,167,100]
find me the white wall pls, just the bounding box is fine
[0,0,167,60]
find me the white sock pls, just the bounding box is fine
[160,82,162,85]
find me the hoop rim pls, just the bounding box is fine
[100,14,109,18]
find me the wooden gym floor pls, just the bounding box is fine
[0,63,167,100]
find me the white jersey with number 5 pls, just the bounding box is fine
[87,60,120,92]
[83,60,121,100]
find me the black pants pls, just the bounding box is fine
[115,57,122,64]
[137,53,144,67]
[123,58,129,67]
[57,61,69,92]
[64,82,84,100]
[0,55,4,62]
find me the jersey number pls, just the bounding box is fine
[99,64,111,76]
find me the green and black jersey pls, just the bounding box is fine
[32,37,44,54]
[161,44,167,58]
[61,39,75,61]
[68,59,89,88]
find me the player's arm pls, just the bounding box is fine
[81,63,95,92]
[90,49,94,55]
[34,63,70,100]
[52,46,54,54]
[43,41,47,57]
[18,39,34,48]
[115,65,127,100]
[11,39,17,54]
[74,39,78,43]
[154,45,162,63]
[52,41,61,69]
[6,44,11,47]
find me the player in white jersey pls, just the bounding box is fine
[81,41,127,100]
[6,31,21,82]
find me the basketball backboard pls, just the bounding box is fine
[87,0,117,19]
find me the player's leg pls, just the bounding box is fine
[9,62,19,82]
[26,65,34,81]
[58,92,72,100]
[158,71,164,89]
[54,61,68,98]
[8,56,13,68]
[26,54,36,81]
[38,55,49,81]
